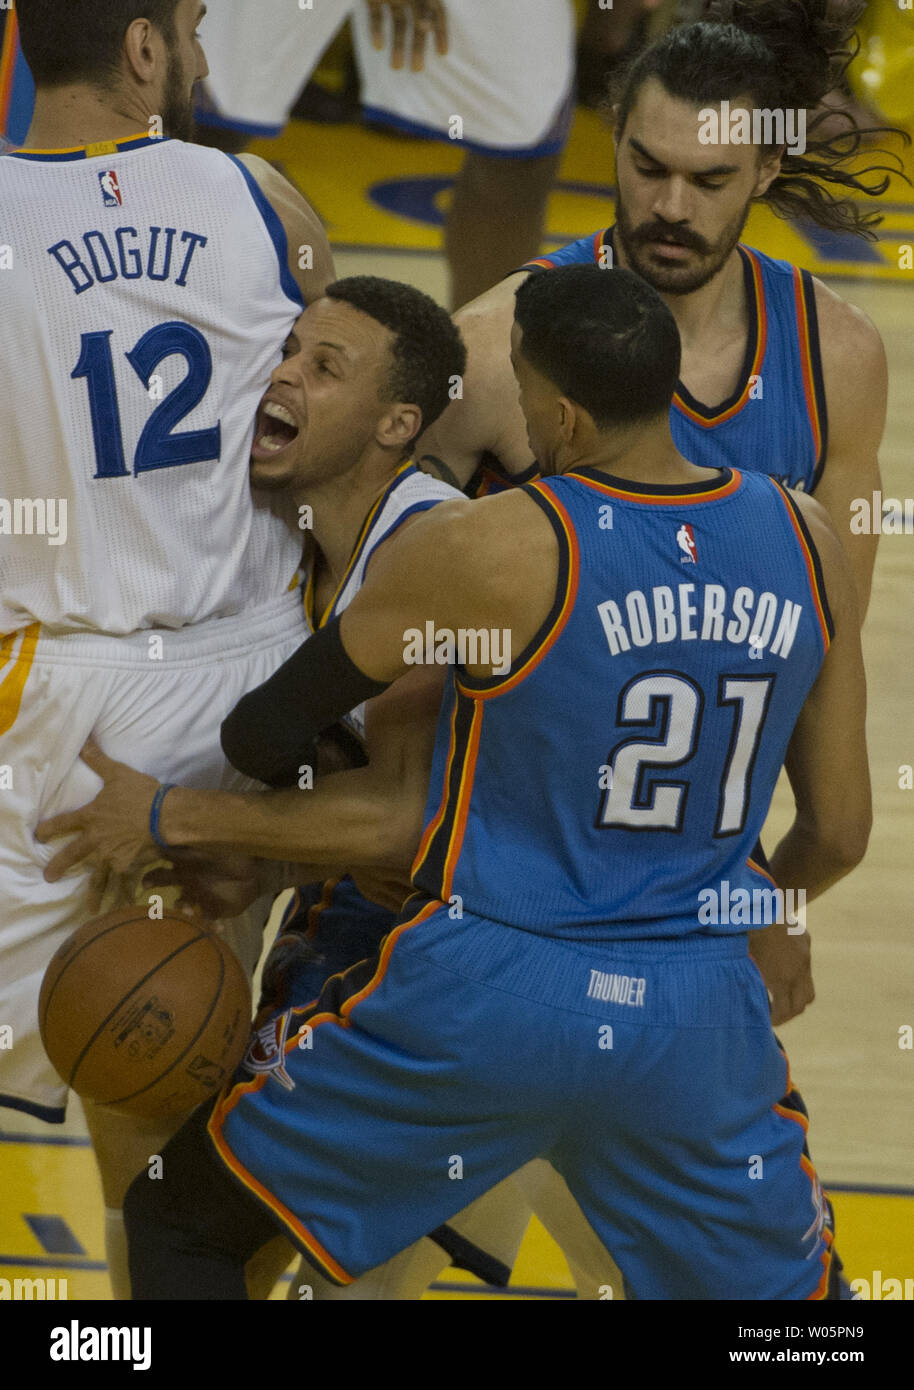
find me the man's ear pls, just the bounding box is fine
[558,396,577,443]
[376,403,423,452]
[753,147,784,200]
[123,18,159,85]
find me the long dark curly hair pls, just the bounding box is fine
[607,0,909,239]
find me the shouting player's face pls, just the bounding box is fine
[159,0,209,140]
[614,77,781,296]
[251,299,406,491]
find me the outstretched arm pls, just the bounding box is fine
[750,489,871,1026]
[811,279,887,620]
[35,665,445,894]
[220,490,559,787]
[415,273,536,489]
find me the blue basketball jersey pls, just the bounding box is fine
[411,468,833,939]
[524,229,827,493]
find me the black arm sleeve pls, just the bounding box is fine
[220,615,391,787]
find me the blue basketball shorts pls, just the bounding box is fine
[208,898,834,1298]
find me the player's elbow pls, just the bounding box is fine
[811,812,872,875]
[220,699,304,788]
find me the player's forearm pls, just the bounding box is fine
[159,773,399,867]
[767,818,867,905]
[839,526,877,624]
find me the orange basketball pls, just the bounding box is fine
[39,906,252,1120]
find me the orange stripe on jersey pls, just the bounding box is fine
[773,1097,834,1299]
[569,469,742,507]
[206,1111,353,1283]
[440,701,484,901]
[411,694,461,877]
[8,131,153,156]
[456,481,580,700]
[746,855,778,888]
[0,12,18,133]
[673,250,767,428]
[301,898,441,1027]
[769,481,831,653]
[773,1050,834,1299]
[0,624,39,736]
[208,897,442,1280]
[793,270,823,466]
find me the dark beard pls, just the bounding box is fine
[160,50,196,141]
[615,190,751,296]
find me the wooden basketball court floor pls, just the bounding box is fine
[2,106,912,1301]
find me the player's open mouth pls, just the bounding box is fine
[252,399,300,459]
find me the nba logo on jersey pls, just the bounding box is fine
[98,170,122,207]
[676,522,698,564]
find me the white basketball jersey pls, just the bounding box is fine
[0,133,304,635]
[303,462,464,741]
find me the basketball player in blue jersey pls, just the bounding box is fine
[40,276,624,1300]
[0,0,333,1298]
[115,264,870,1300]
[418,0,898,615]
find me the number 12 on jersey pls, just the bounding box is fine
[599,672,775,836]
[72,320,221,478]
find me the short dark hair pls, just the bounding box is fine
[513,265,680,428]
[610,0,909,240]
[15,0,181,87]
[324,276,466,436]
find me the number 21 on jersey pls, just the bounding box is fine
[599,671,775,836]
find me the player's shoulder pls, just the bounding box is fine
[155,136,239,176]
[784,486,857,630]
[743,241,885,359]
[385,484,552,564]
[809,274,886,380]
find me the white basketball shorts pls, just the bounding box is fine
[0,590,306,1123]
[195,0,576,154]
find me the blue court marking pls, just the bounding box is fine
[0,1128,91,1147]
[798,219,883,263]
[428,1281,574,1297]
[824,1181,914,1198]
[23,1216,86,1256]
[3,1128,913,1195]
[0,1253,107,1272]
[0,1254,569,1296]
[368,175,615,232]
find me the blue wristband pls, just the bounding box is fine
[149,783,176,852]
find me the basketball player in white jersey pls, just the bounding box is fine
[193,0,577,305]
[0,0,333,1297]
